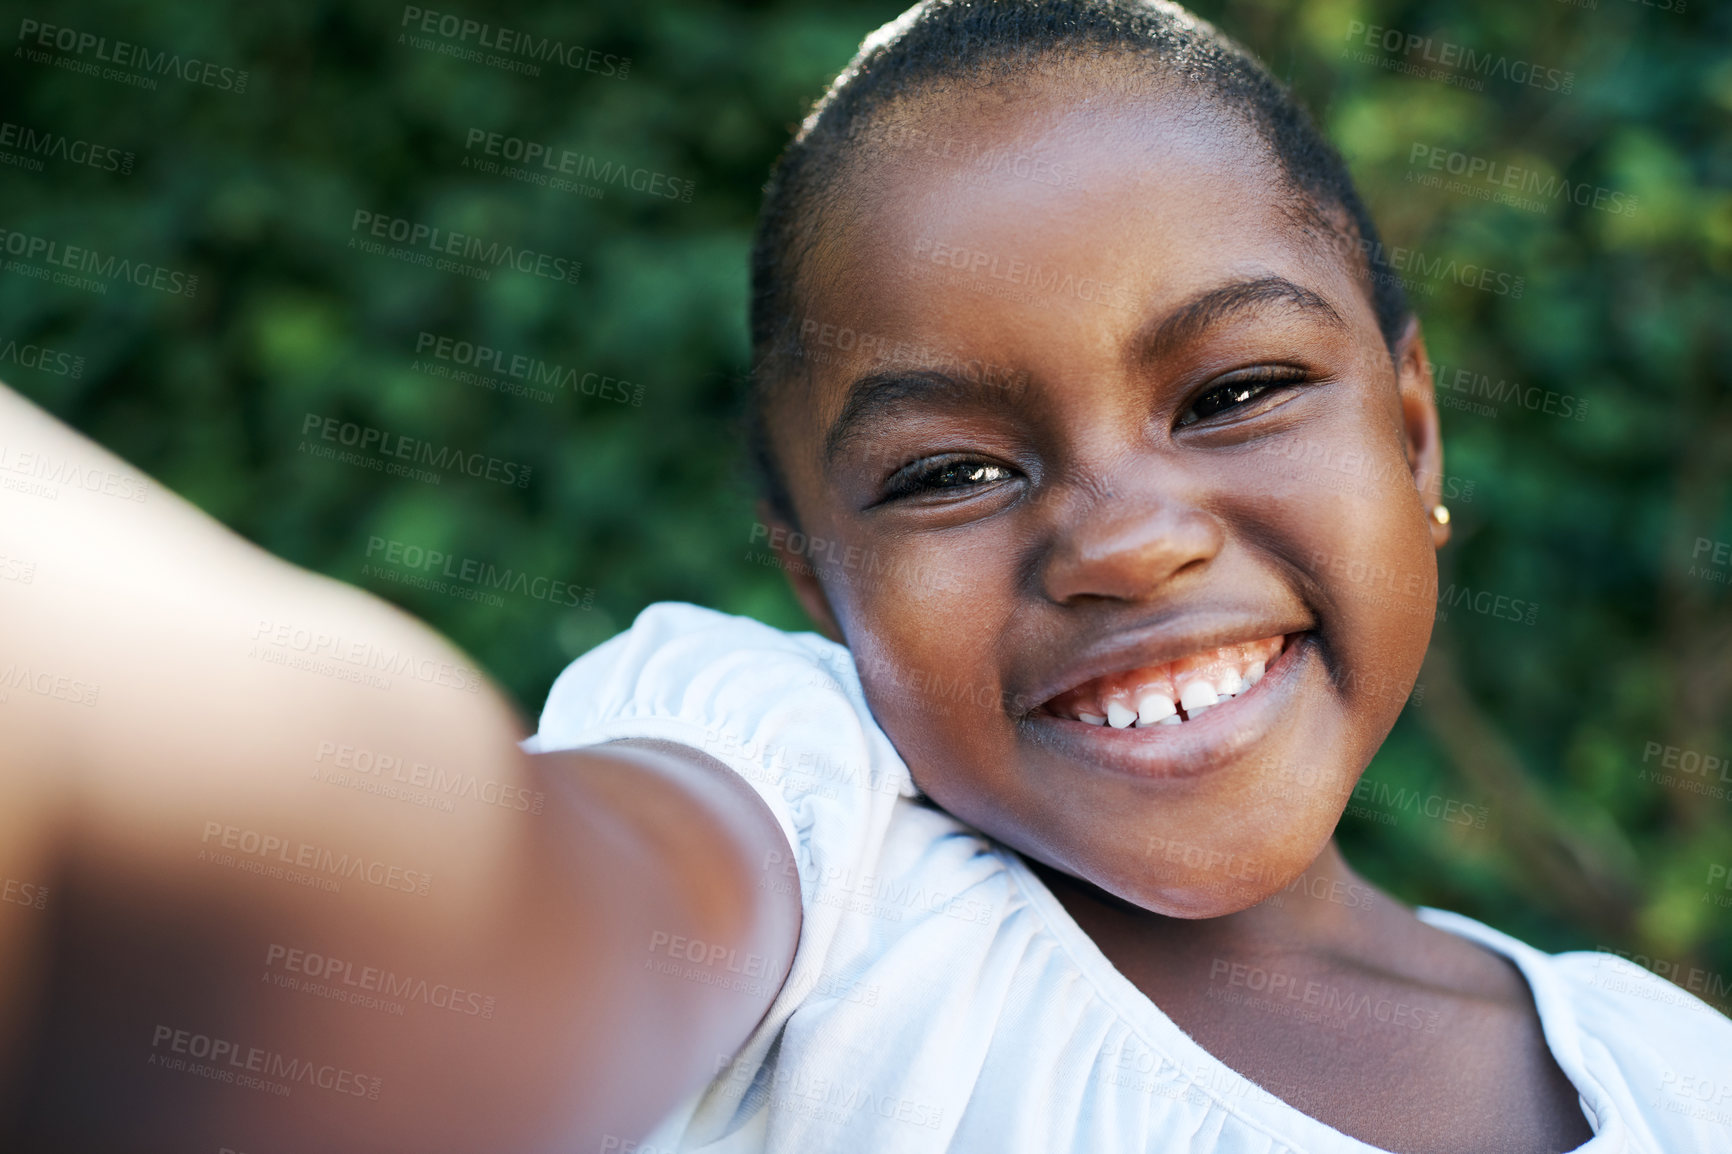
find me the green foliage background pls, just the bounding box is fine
[4,0,1729,995]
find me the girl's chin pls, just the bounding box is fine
[1073,842,1342,920]
[1109,884,1289,921]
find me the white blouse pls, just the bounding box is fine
[529,602,1732,1154]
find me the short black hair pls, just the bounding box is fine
[747,0,1409,521]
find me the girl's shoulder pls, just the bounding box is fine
[533,601,863,737]
[1549,945,1732,1077]
[1550,948,1732,1145]
[1419,907,1732,1145]
[530,600,926,883]
[532,601,906,787]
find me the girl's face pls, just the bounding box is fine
[765,77,1448,917]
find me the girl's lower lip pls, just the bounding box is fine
[1019,632,1315,781]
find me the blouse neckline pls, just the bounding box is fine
[999,848,1621,1154]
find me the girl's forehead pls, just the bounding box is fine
[811,81,1309,300]
[867,65,1272,172]
[788,89,1365,389]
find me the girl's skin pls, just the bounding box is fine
[760,71,1594,1154]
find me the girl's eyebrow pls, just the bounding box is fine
[822,276,1343,465]
[1134,275,1346,365]
[823,370,988,464]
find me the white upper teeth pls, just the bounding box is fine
[1133,692,1176,726]
[1179,680,1220,713]
[1047,633,1288,727]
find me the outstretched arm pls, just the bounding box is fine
[0,382,799,1153]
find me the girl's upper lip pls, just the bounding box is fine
[1018,616,1314,714]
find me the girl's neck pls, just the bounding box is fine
[1028,841,1413,967]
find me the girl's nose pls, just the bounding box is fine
[1039,483,1223,604]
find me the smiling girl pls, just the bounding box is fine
[2,1,1727,1152]
[528,1,1731,1150]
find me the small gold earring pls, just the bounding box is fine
[1430,504,1451,526]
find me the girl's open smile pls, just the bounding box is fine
[1039,630,1294,728]
[1023,629,1315,781]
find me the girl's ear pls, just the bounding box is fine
[1392,316,1451,550]
[756,499,846,643]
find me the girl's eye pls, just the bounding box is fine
[1177,367,1308,427]
[883,456,1017,501]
